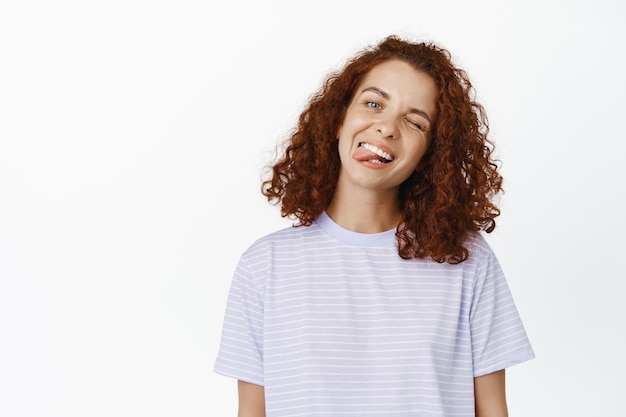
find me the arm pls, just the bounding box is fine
[474,369,508,417]
[237,380,266,417]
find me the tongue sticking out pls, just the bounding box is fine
[353,146,383,162]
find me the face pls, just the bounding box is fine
[336,59,438,196]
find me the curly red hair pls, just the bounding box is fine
[262,35,502,264]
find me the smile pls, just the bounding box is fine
[359,142,394,163]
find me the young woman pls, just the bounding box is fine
[214,35,534,417]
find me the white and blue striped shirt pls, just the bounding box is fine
[215,212,534,416]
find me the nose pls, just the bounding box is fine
[375,115,398,139]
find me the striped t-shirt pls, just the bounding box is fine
[214,212,534,416]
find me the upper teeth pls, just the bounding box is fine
[361,143,393,161]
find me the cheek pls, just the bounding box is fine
[417,149,432,171]
[409,142,430,169]
[337,107,367,139]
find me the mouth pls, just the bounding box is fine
[358,142,394,164]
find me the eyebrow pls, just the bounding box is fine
[361,86,433,125]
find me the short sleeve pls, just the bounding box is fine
[469,247,535,377]
[213,256,265,386]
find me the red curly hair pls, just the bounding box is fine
[262,35,502,264]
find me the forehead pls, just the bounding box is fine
[359,59,434,90]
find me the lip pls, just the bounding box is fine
[357,159,392,169]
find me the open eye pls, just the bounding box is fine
[366,101,382,110]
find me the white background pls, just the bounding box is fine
[1,1,625,416]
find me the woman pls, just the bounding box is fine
[215,35,534,417]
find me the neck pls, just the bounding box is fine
[326,188,402,234]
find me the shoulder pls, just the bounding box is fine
[461,233,508,290]
[453,232,501,276]
[464,232,496,261]
[230,225,311,290]
[240,222,325,259]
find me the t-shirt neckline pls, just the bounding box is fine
[315,211,397,247]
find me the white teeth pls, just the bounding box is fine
[361,143,393,161]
